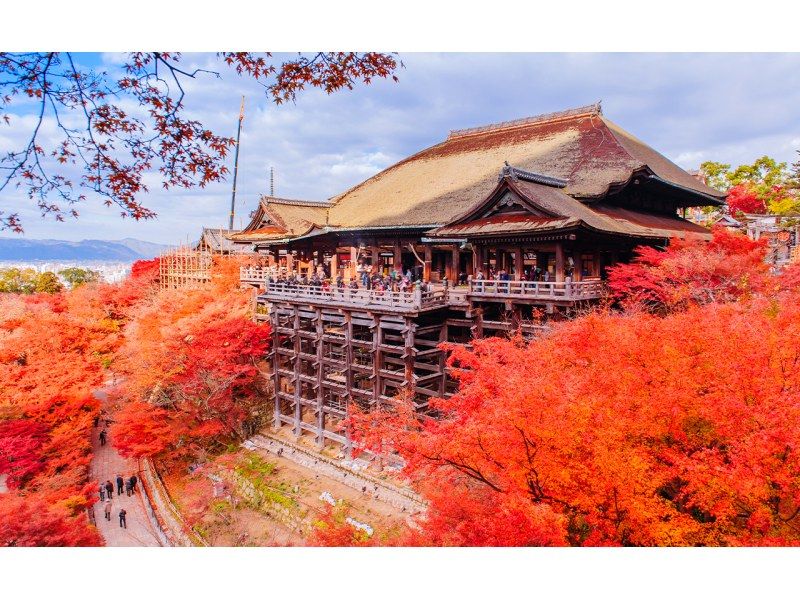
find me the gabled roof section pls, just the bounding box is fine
[431,165,712,242]
[444,166,568,227]
[325,104,724,229]
[233,195,329,243]
[196,228,253,253]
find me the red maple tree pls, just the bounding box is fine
[606,227,769,313]
[726,183,767,216]
[341,230,800,546]
[112,257,271,462]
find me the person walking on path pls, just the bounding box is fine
[104,499,112,521]
[129,474,138,495]
[116,474,124,496]
[99,429,107,446]
[119,508,127,529]
[105,480,114,499]
[99,483,106,501]
[125,478,132,497]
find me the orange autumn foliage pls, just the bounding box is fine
[607,227,769,313]
[353,298,800,546]
[348,231,800,546]
[112,256,271,461]
[0,258,160,546]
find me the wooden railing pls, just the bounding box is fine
[258,278,449,311]
[468,278,606,300]
[241,265,282,284]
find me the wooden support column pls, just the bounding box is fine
[330,250,338,279]
[403,317,415,391]
[555,242,565,283]
[371,314,381,406]
[451,245,460,282]
[476,244,485,277]
[286,251,294,273]
[371,245,380,272]
[514,247,524,281]
[438,322,448,398]
[423,245,432,281]
[471,305,483,339]
[292,305,301,437]
[349,246,359,281]
[572,248,582,281]
[343,311,354,457]
[393,240,402,272]
[315,308,324,447]
[271,309,282,431]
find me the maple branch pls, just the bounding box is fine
[421,449,505,493]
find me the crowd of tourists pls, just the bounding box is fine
[263,260,576,294]
[98,473,138,528]
[269,262,436,294]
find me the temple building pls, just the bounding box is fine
[228,103,725,452]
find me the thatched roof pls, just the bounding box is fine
[324,104,723,229]
[229,196,328,243]
[197,228,254,253]
[234,104,723,243]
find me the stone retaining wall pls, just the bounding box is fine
[139,457,205,547]
[245,434,426,515]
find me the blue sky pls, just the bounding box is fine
[2,52,799,245]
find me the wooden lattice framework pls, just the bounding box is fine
[265,293,453,453]
[158,245,216,290]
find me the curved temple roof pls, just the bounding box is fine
[236,104,724,241]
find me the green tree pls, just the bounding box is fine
[790,150,800,190]
[58,267,99,288]
[698,161,731,192]
[700,156,798,215]
[701,156,789,192]
[34,271,64,294]
[0,268,37,293]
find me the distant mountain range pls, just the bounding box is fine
[0,237,171,261]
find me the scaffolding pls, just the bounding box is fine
[158,246,215,290]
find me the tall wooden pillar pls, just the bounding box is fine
[372,314,382,405]
[403,318,415,390]
[286,251,294,273]
[423,245,432,281]
[572,248,582,281]
[555,242,565,283]
[393,240,402,272]
[315,307,324,447]
[514,247,524,280]
[451,245,460,282]
[349,246,359,281]
[438,322,448,398]
[371,245,380,273]
[292,306,301,437]
[332,250,340,278]
[272,310,282,430]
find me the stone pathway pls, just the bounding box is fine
[89,388,163,547]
